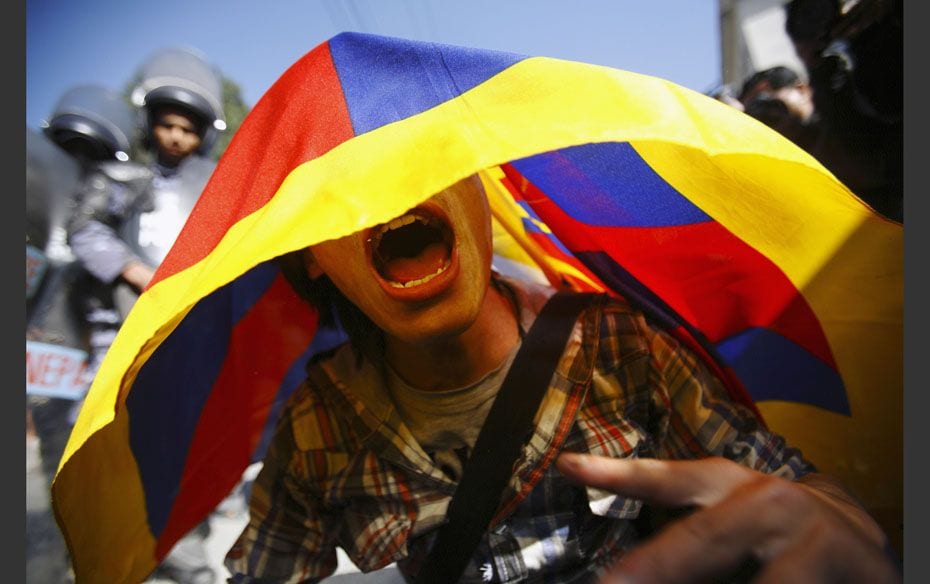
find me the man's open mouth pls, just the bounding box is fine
[368,207,454,289]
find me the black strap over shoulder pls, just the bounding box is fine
[415,291,600,584]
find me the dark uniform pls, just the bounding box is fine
[28,83,150,584]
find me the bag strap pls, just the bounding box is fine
[415,291,600,584]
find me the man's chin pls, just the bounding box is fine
[383,305,478,347]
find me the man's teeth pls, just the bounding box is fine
[387,259,451,288]
[386,214,418,230]
[371,213,430,244]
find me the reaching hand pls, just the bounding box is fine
[121,260,155,292]
[555,453,900,583]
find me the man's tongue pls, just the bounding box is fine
[381,241,447,283]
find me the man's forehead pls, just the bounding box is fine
[373,173,484,220]
[154,106,202,129]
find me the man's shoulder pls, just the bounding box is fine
[92,161,154,191]
[566,291,658,371]
[496,273,648,337]
[279,344,355,451]
[283,341,396,452]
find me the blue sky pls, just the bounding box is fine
[26,0,721,129]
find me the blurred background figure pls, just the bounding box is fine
[738,65,817,146]
[27,83,145,584]
[783,0,902,222]
[26,126,82,584]
[69,46,225,315]
[123,46,226,277]
[64,46,228,584]
[47,85,154,387]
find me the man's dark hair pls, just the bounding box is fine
[739,66,802,103]
[277,250,383,362]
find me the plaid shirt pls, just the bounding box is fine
[225,276,814,583]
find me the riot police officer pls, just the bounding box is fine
[32,83,152,478]
[27,124,84,584]
[127,46,225,278]
[65,47,227,584]
[28,83,150,584]
[69,47,225,311]
[41,85,155,381]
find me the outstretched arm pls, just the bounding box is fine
[556,453,900,583]
[67,167,155,291]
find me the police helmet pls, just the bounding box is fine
[43,85,135,163]
[130,46,226,154]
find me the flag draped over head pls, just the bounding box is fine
[52,32,902,582]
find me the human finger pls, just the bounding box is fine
[602,469,901,584]
[555,452,756,508]
[600,471,805,583]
